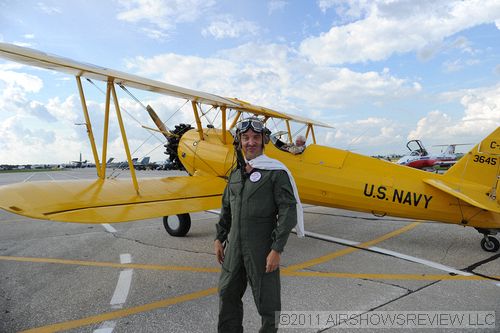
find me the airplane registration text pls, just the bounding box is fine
[363,184,433,209]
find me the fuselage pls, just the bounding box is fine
[178,129,500,229]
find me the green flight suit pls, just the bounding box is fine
[216,167,298,333]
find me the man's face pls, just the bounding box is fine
[240,129,263,160]
[296,138,305,146]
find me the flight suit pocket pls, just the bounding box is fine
[248,200,276,218]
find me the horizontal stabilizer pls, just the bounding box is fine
[0,176,226,223]
[423,178,500,213]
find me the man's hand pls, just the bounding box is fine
[214,239,225,265]
[265,250,281,273]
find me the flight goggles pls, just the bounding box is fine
[236,119,265,133]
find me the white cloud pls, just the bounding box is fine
[12,41,34,48]
[268,0,287,14]
[409,84,500,144]
[45,95,80,123]
[0,69,56,122]
[408,110,454,140]
[302,0,500,65]
[318,0,337,13]
[317,0,367,18]
[202,16,260,39]
[329,117,403,153]
[495,64,500,76]
[0,67,173,164]
[37,2,62,15]
[442,58,480,73]
[124,42,422,136]
[0,68,43,93]
[117,0,216,38]
[286,64,421,110]
[141,27,169,40]
[0,115,71,164]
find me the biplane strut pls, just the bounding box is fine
[1,42,500,252]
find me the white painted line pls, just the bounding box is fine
[65,174,80,179]
[369,246,473,276]
[303,230,472,276]
[44,173,55,181]
[120,253,132,264]
[305,230,361,246]
[110,269,133,309]
[93,321,116,333]
[22,174,35,182]
[496,283,500,287]
[102,224,117,233]
[93,328,114,333]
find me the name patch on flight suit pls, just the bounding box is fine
[249,171,262,183]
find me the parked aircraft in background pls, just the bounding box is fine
[396,140,470,171]
[70,153,88,168]
[105,157,157,170]
[132,157,158,170]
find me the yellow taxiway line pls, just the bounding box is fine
[3,221,494,332]
[284,221,421,272]
[0,255,219,273]
[21,287,218,333]
[2,255,496,282]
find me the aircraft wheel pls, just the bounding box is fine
[163,214,191,237]
[480,236,500,252]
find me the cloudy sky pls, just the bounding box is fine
[1,0,500,164]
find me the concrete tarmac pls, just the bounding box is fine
[0,168,499,332]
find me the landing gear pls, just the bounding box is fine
[476,228,499,252]
[480,236,500,252]
[163,214,191,237]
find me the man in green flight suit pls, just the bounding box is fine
[214,117,301,332]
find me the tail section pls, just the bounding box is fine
[445,126,500,189]
[443,144,456,155]
[422,127,500,213]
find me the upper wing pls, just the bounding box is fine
[227,98,333,128]
[0,42,239,107]
[0,42,332,128]
[0,175,226,223]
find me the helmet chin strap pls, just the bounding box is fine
[234,134,247,178]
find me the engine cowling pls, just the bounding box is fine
[176,128,236,177]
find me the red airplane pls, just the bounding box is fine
[396,140,468,171]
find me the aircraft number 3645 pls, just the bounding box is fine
[473,155,497,165]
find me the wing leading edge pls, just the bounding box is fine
[0,176,226,223]
[0,42,332,129]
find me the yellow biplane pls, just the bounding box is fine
[1,43,499,252]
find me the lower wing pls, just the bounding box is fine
[0,175,226,223]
